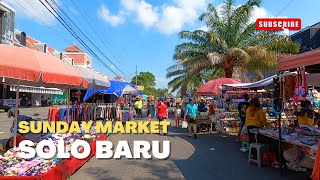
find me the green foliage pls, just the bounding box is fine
[131,72,156,88]
[145,87,173,98]
[131,71,173,98]
[167,0,300,96]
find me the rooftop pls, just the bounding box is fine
[63,45,84,53]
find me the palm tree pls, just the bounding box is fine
[167,0,300,95]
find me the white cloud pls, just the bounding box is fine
[121,0,159,28]
[99,0,209,34]
[4,0,59,26]
[157,0,208,34]
[249,6,269,23]
[98,4,126,26]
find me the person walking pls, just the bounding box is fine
[245,97,267,143]
[152,99,157,119]
[198,98,206,112]
[184,98,198,139]
[175,103,182,127]
[147,99,154,120]
[157,98,168,135]
[134,97,143,119]
[237,94,250,142]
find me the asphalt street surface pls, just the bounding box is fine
[0,107,308,180]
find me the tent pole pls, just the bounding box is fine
[13,82,20,148]
[278,114,282,176]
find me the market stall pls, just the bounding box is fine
[0,130,107,179]
[197,78,241,133]
[0,45,111,180]
[232,49,320,176]
[273,49,320,177]
[83,80,137,122]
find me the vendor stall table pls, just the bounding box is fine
[197,119,212,134]
[258,132,316,154]
[0,134,107,180]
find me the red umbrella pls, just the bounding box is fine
[0,44,88,147]
[197,78,241,95]
[0,44,88,88]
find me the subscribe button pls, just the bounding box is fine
[256,18,301,31]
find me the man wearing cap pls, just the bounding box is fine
[157,98,168,135]
[184,98,198,139]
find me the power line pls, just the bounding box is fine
[39,0,119,75]
[276,0,294,17]
[75,0,132,76]
[90,0,131,65]
[12,0,74,44]
[43,0,128,77]
[48,0,127,76]
[75,0,130,71]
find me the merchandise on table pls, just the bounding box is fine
[0,124,105,177]
[257,126,320,153]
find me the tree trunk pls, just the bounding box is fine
[224,67,233,78]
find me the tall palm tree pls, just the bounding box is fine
[167,0,300,95]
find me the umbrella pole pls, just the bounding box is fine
[67,89,70,124]
[13,82,20,148]
[78,89,80,103]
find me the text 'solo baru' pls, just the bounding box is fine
[17,121,171,160]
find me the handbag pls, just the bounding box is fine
[182,121,188,128]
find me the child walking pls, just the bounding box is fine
[175,104,182,127]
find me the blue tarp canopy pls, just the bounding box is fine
[83,80,136,102]
[136,91,145,95]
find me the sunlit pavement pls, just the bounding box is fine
[73,118,306,180]
[0,108,307,180]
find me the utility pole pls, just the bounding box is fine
[135,65,138,87]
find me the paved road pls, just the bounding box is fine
[0,107,308,180]
[72,118,307,180]
[0,107,50,140]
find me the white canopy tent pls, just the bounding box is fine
[72,66,110,89]
[224,75,276,89]
[122,85,138,95]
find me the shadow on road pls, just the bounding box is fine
[166,125,307,180]
[82,167,122,180]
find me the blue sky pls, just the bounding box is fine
[5,0,320,88]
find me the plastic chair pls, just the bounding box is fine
[248,143,265,168]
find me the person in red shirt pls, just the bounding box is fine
[157,98,168,135]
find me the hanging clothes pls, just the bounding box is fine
[294,68,300,103]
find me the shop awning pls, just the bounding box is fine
[278,48,320,71]
[197,78,241,95]
[10,85,63,95]
[72,66,110,89]
[83,80,137,101]
[0,44,88,89]
[224,75,276,89]
[123,85,138,95]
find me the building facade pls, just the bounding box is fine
[290,22,320,53]
[63,45,92,68]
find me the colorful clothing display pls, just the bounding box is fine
[48,104,124,122]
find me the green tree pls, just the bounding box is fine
[131,72,156,88]
[167,0,300,96]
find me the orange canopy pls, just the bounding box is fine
[278,48,320,71]
[0,44,88,89]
